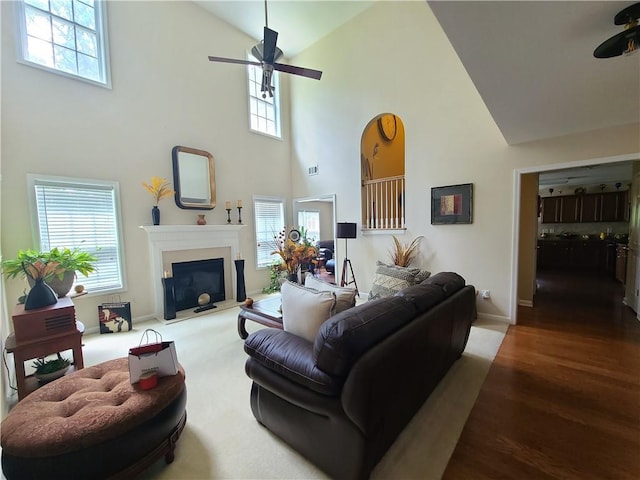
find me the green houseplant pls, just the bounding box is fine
[32,355,71,383]
[2,247,97,298]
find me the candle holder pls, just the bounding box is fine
[226,208,232,224]
[237,206,243,224]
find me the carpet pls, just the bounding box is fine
[77,300,507,479]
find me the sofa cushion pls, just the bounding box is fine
[422,272,465,297]
[281,281,336,342]
[394,283,446,313]
[368,261,422,300]
[304,274,357,314]
[313,296,417,377]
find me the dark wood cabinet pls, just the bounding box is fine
[559,196,580,223]
[541,197,561,223]
[580,194,598,222]
[540,191,629,224]
[615,244,628,284]
[537,239,611,271]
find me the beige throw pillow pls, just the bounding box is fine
[304,274,357,314]
[281,281,336,342]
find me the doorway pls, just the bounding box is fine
[514,155,639,323]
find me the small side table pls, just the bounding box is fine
[237,296,283,339]
[6,299,84,400]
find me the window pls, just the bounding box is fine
[254,196,285,268]
[15,0,111,87]
[247,55,280,137]
[28,174,125,294]
[297,210,320,244]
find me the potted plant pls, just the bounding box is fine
[2,247,97,298]
[32,355,71,383]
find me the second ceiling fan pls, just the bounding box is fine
[208,0,322,98]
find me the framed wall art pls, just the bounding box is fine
[431,183,473,225]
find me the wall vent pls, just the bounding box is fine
[308,165,318,176]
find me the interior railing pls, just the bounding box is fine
[362,175,406,230]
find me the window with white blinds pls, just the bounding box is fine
[28,174,125,294]
[254,196,285,268]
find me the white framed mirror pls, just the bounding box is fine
[172,146,216,210]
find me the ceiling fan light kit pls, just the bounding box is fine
[208,0,322,98]
[594,2,640,58]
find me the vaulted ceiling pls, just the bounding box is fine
[196,1,639,182]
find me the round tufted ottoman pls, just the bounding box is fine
[1,357,186,480]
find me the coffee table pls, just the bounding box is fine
[237,296,283,339]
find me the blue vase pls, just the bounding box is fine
[152,206,160,225]
[24,278,58,310]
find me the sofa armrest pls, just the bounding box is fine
[244,329,343,396]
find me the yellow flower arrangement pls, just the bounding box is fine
[271,228,317,276]
[142,176,174,205]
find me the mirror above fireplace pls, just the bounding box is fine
[172,146,216,210]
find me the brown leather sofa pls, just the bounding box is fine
[244,272,476,479]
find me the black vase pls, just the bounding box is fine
[24,278,58,310]
[152,206,160,225]
[235,259,246,302]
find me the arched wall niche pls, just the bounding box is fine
[361,113,406,231]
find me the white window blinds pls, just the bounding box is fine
[254,197,285,268]
[29,175,125,294]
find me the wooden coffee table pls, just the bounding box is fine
[237,296,283,339]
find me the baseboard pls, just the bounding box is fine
[518,300,533,307]
[476,312,513,324]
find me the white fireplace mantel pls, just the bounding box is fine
[141,225,246,320]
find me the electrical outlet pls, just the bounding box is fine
[481,290,491,299]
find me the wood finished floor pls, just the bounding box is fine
[443,270,640,479]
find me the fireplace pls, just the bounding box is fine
[141,225,245,321]
[172,258,225,311]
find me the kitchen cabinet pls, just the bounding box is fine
[559,196,580,223]
[615,244,628,284]
[541,197,561,223]
[537,239,609,271]
[540,191,629,223]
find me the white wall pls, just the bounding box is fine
[289,1,640,321]
[1,1,292,328]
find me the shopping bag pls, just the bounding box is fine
[99,296,132,334]
[128,329,178,384]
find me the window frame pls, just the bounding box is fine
[253,195,286,269]
[246,53,281,139]
[297,210,321,244]
[14,0,112,88]
[27,173,127,295]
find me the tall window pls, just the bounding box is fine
[15,0,111,87]
[254,196,285,268]
[28,174,125,294]
[247,55,280,138]
[297,210,320,244]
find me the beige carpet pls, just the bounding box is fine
[75,299,506,480]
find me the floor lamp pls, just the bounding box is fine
[337,222,359,296]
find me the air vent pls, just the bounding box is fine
[308,165,318,176]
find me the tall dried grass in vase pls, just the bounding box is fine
[388,235,423,267]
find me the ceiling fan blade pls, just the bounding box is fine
[208,56,261,66]
[263,27,278,64]
[594,25,640,58]
[273,62,323,80]
[251,44,264,62]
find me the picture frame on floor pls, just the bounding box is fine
[431,183,473,225]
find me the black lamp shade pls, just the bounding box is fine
[336,222,357,239]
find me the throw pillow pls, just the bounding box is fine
[281,281,336,342]
[415,269,431,283]
[368,261,421,300]
[304,274,357,314]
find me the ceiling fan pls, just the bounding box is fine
[207,0,322,98]
[594,2,640,58]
